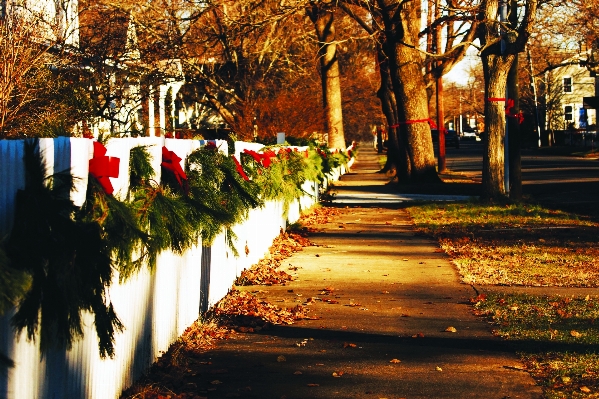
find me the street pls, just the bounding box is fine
[443,140,599,219]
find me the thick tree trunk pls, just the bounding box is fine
[379,0,439,183]
[478,0,538,199]
[377,43,410,180]
[309,6,346,150]
[482,53,514,198]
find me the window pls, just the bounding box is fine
[565,105,573,121]
[563,77,572,93]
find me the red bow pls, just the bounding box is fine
[89,141,120,195]
[161,146,188,190]
[231,155,249,181]
[243,149,277,168]
[505,99,525,124]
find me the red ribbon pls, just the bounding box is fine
[161,146,188,191]
[242,149,277,168]
[390,119,437,129]
[505,98,525,124]
[488,98,524,124]
[89,141,120,195]
[231,155,249,181]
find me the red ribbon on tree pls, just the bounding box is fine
[390,118,437,129]
[89,141,120,195]
[231,155,250,181]
[505,99,525,124]
[488,98,524,124]
[161,146,188,190]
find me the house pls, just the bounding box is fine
[545,54,598,133]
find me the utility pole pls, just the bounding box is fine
[527,47,542,147]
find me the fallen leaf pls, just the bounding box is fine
[402,258,409,261]
[382,291,390,294]
[277,355,287,362]
[332,372,341,377]
[389,359,401,364]
[561,376,571,383]
[343,342,357,348]
[436,366,443,372]
[509,306,519,311]
[581,386,592,393]
[445,326,457,333]
[469,294,487,304]
[412,332,425,338]
[570,330,583,338]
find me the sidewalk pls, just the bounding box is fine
[140,147,542,398]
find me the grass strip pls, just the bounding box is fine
[408,201,599,287]
[474,293,599,398]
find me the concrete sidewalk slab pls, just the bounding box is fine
[182,147,542,399]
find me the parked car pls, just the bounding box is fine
[431,129,460,148]
[461,130,478,140]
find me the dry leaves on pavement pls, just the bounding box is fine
[236,230,312,286]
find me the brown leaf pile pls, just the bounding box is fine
[236,230,311,286]
[298,207,342,229]
[213,288,310,329]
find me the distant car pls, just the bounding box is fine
[431,129,460,149]
[462,131,478,140]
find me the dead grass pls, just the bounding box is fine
[409,202,599,287]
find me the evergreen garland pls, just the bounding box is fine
[129,145,199,265]
[241,147,316,213]
[1,138,349,359]
[6,140,123,358]
[185,145,262,251]
[78,178,149,281]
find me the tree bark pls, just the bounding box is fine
[482,52,513,198]
[308,5,346,150]
[377,40,410,180]
[507,0,522,200]
[378,0,439,183]
[478,0,538,199]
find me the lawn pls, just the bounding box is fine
[408,201,599,398]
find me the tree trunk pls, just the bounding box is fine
[507,0,522,200]
[377,42,410,179]
[478,0,538,199]
[482,53,514,198]
[379,0,439,183]
[308,5,346,150]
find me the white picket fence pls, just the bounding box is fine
[0,137,344,399]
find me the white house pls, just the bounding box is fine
[545,55,598,131]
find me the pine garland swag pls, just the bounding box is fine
[185,146,262,247]
[128,145,200,266]
[6,140,123,358]
[79,178,149,281]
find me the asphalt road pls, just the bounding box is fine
[443,139,599,220]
